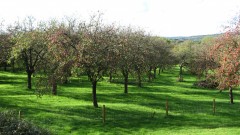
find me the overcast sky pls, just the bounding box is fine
[0,0,239,36]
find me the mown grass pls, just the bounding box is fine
[1,67,240,135]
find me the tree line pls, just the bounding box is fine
[0,15,240,106]
[0,16,176,107]
[173,16,240,104]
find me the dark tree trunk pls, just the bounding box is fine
[158,68,161,75]
[27,72,32,89]
[64,78,68,84]
[26,66,34,89]
[178,64,183,82]
[52,78,57,95]
[153,67,157,79]
[137,71,142,87]
[92,80,98,107]
[11,59,15,72]
[3,61,7,71]
[229,86,234,104]
[148,67,152,82]
[124,73,128,94]
[109,71,113,83]
[205,69,208,79]
[24,49,35,89]
[64,71,72,84]
[179,65,183,75]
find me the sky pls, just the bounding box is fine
[0,0,239,37]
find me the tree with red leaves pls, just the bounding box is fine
[209,18,240,104]
[39,19,80,95]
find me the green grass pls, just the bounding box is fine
[1,68,240,135]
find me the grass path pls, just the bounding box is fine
[1,68,240,135]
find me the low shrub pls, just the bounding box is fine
[0,110,51,135]
[193,80,218,89]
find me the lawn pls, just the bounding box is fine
[1,68,240,135]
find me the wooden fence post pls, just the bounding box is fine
[166,98,168,116]
[102,105,106,124]
[213,99,215,115]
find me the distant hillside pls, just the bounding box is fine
[167,33,221,42]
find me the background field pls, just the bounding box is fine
[1,67,240,135]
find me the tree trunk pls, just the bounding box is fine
[11,59,15,72]
[27,72,32,89]
[148,67,152,82]
[205,69,208,79]
[3,61,7,71]
[158,68,161,75]
[109,71,113,82]
[92,80,98,107]
[229,86,234,104]
[153,67,157,79]
[178,64,183,82]
[52,78,57,95]
[137,71,142,87]
[124,73,128,94]
[64,78,68,84]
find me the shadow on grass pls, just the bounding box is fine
[5,99,240,134]
[0,74,26,84]
[2,68,240,134]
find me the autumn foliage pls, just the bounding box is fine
[208,18,240,103]
[210,21,240,90]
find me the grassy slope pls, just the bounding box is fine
[1,68,240,135]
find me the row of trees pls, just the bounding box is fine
[0,16,175,107]
[1,15,239,106]
[181,17,240,104]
